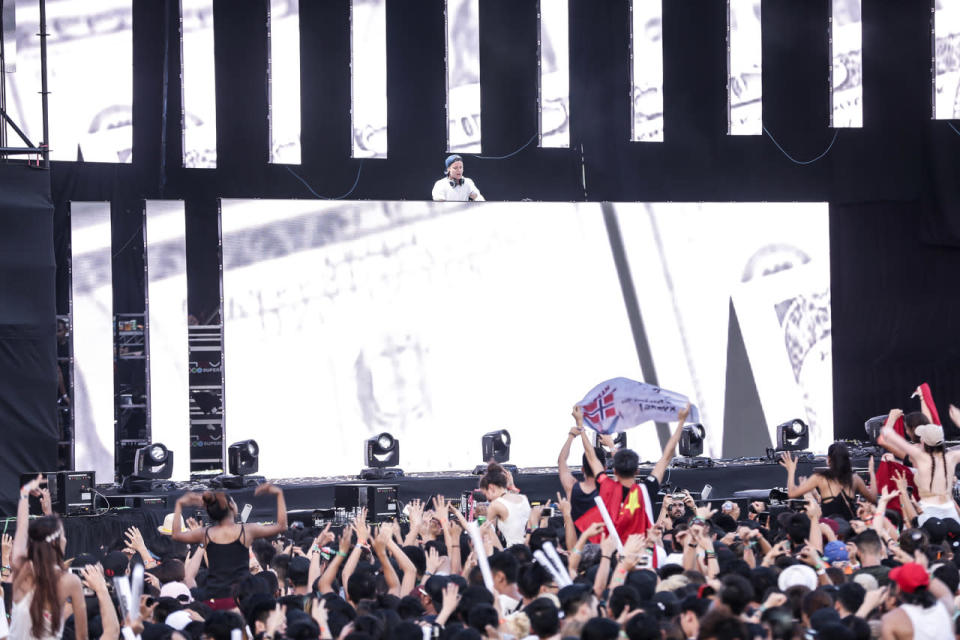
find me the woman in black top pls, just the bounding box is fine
[558,423,605,523]
[781,442,876,521]
[171,483,287,603]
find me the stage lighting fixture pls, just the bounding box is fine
[482,429,511,463]
[122,443,174,492]
[229,439,260,475]
[211,440,265,489]
[360,432,403,480]
[678,423,706,457]
[864,415,885,444]
[775,419,809,452]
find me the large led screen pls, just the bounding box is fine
[221,201,831,478]
[6,0,133,162]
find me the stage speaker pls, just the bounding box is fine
[19,471,95,516]
[334,483,398,521]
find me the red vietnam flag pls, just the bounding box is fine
[919,382,941,426]
[574,474,656,566]
[876,460,918,515]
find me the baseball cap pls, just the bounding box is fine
[824,540,849,564]
[160,581,193,603]
[445,154,462,170]
[102,551,129,578]
[777,564,818,592]
[915,424,944,447]
[889,563,929,593]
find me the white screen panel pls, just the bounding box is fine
[631,0,665,142]
[831,0,863,127]
[446,0,481,152]
[268,0,302,164]
[221,201,642,477]
[181,0,217,168]
[935,0,960,119]
[145,201,190,480]
[617,203,832,456]
[70,202,115,483]
[351,0,388,158]
[539,0,570,148]
[727,0,763,135]
[5,0,132,162]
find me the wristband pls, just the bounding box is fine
[572,548,582,555]
[336,551,347,558]
[602,555,612,560]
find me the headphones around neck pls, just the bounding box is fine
[449,177,464,187]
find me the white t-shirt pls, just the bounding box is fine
[431,176,484,202]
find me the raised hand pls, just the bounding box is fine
[315,523,334,549]
[39,488,53,516]
[125,527,147,554]
[353,508,371,543]
[425,547,442,574]
[677,403,691,425]
[695,503,717,520]
[950,404,960,429]
[778,451,797,472]
[338,524,354,554]
[81,563,109,595]
[432,496,450,527]
[599,529,619,557]
[1,533,12,565]
[177,492,204,508]
[598,433,617,450]
[571,405,584,427]
[556,492,571,519]
[254,482,281,497]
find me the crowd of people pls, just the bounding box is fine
[3,395,960,640]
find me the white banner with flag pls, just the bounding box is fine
[577,377,699,435]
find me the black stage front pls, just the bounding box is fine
[37,455,856,556]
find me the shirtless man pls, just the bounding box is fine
[879,408,960,525]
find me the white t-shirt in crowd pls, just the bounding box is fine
[431,176,484,202]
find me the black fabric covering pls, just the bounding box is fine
[0,165,57,515]
[3,509,164,558]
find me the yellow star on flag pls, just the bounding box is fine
[623,488,641,515]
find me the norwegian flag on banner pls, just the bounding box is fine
[577,377,700,435]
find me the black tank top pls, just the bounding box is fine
[571,481,598,523]
[203,524,249,599]
[820,492,855,521]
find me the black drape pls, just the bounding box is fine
[0,166,58,515]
